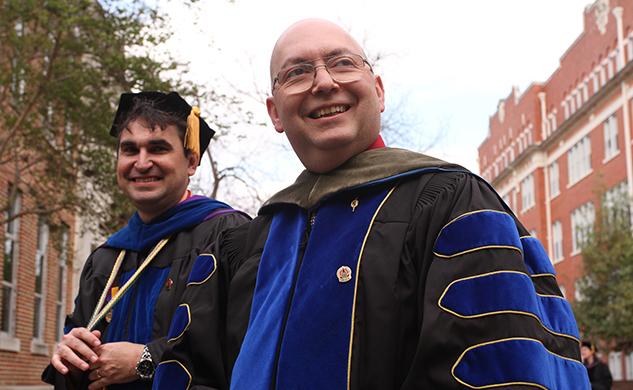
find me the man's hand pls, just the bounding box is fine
[87,342,144,390]
[51,328,101,374]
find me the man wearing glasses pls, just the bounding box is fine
[155,20,590,389]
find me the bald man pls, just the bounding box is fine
[154,20,590,390]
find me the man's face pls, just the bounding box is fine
[580,346,593,362]
[266,20,385,173]
[116,119,197,221]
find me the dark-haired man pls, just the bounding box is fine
[158,20,590,389]
[42,92,249,389]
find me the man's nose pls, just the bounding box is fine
[311,65,339,94]
[134,150,153,170]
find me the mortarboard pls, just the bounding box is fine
[109,91,215,164]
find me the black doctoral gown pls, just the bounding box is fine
[156,148,590,390]
[42,203,249,390]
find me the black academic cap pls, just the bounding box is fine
[109,91,215,163]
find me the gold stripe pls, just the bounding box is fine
[346,186,397,390]
[451,336,584,389]
[87,237,170,330]
[186,254,217,287]
[437,270,579,343]
[87,249,126,328]
[434,245,522,259]
[157,359,192,390]
[167,304,191,343]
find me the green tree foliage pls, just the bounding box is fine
[574,190,633,351]
[0,0,195,233]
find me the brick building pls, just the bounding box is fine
[478,0,633,384]
[0,180,76,388]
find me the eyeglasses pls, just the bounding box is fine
[272,53,373,94]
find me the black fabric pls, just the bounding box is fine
[159,164,582,389]
[586,360,613,390]
[41,211,249,390]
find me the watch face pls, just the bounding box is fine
[137,359,154,378]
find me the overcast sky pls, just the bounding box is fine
[159,0,593,199]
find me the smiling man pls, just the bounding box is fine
[156,20,590,389]
[42,92,249,390]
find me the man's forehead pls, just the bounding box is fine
[270,19,363,74]
[119,120,179,141]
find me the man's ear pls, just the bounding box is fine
[374,75,385,113]
[266,96,285,133]
[187,152,199,176]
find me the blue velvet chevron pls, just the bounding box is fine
[453,338,590,389]
[231,207,307,389]
[440,271,579,339]
[167,304,190,341]
[187,254,216,285]
[276,188,389,390]
[521,236,556,275]
[434,210,521,257]
[106,266,170,344]
[231,188,389,390]
[153,360,191,390]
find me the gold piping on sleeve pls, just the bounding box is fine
[346,186,397,390]
[437,270,580,343]
[157,360,192,390]
[433,209,522,259]
[186,254,217,287]
[167,304,191,343]
[434,245,522,259]
[451,337,584,389]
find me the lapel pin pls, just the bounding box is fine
[337,266,352,283]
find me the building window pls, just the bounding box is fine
[33,218,49,341]
[607,57,615,79]
[568,136,592,186]
[2,187,21,335]
[563,100,570,120]
[592,73,599,94]
[626,352,633,380]
[549,161,560,198]
[600,65,607,86]
[521,174,535,213]
[552,221,563,262]
[610,351,623,381]
[627,37,633,63]
[603,181,630,227]
[603,114,619,161]
[582,81,589,102]
[56,224,69,341]
[574,90,582,110]
[571,202,595,254]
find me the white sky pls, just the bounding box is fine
[159,0,593,200]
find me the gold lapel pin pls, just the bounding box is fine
[337,266,352,283]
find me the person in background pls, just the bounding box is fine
[582,340,613,390]
[155,20,591,389]
[42,92,249,389]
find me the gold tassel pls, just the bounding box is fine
[185,106,201,158]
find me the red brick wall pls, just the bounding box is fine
[0,172,75,385]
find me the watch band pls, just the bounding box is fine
[135,345,155,380]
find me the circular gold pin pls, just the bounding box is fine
[337,266,352,283]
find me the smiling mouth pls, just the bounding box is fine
[131,177,161,183]
[309,105,350,119]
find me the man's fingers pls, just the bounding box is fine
[69,327,101,348]
[87,376,108,390]
[62,334,99,364]
[56,344,91,371]
[50,353,69,374]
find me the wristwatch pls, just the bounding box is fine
[135,345,155,380]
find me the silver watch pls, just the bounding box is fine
[135,345,155,380]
